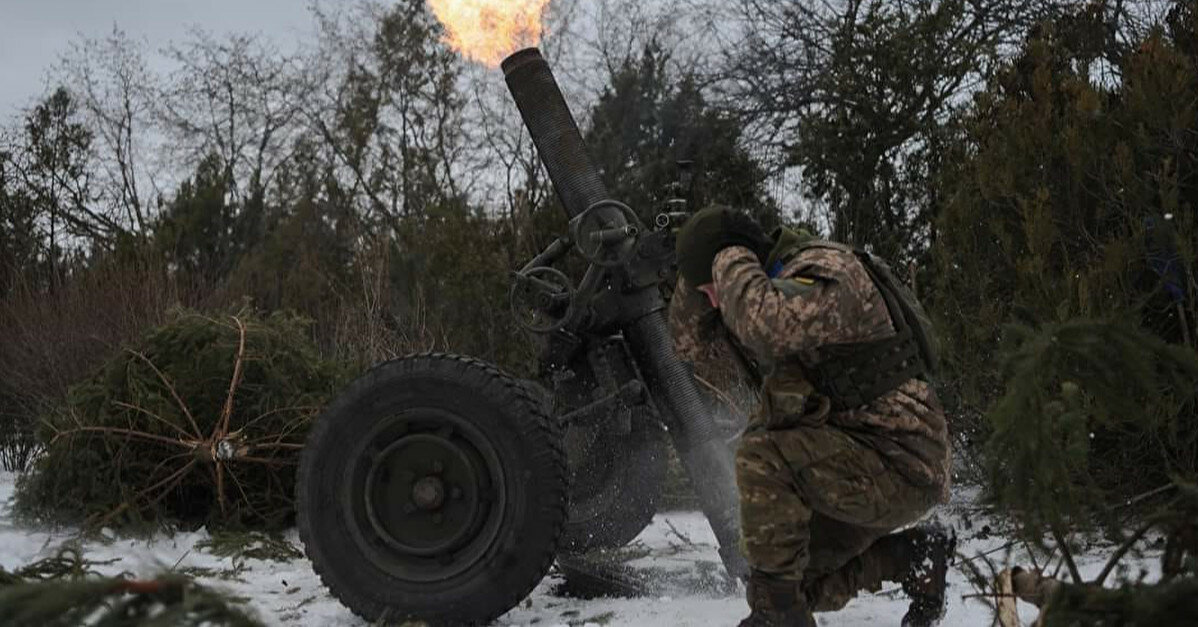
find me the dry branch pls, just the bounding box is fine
[15,309,344,530]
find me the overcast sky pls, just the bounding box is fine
[0,0,321,119]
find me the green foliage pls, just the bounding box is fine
[194,531,303,563]
[154,156,240,285]
[0,575,262,627]
[793,1,973,263]
[15,308,345,530]
[0,545,263,626]
[1040,577,1198,627]
[0,151,42,298]
[390,202,541,373]
[0,87,95,296]
[934,8,1198,409]
[0,547,114,586]
[1038,481,1198,624]
[585,43,777,226]
[318,0,466,221]
[225,142,358,328]
[985,319,1198,537]
[729,0,1051,264]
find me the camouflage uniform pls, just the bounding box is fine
[670,244,951,611]
[668,275,759,420]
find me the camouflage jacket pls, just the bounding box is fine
[700,245,951,495]
[668,275,759,419]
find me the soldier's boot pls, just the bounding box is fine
[738,571,817,627]
[897,523,956,627]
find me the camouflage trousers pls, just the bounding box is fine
[736,422,940,611]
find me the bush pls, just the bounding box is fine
[985,319,1198,537]
[15,308,345,530]
[933,4,1198,484]
[0,259,187,472]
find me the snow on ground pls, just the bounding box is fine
[0,472,1158,626]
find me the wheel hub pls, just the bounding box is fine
[412,476,446,511]
[364,433,481,556]
[346,410,508,583]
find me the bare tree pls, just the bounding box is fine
[452,0,586,240]
[158,31,310,204]
[716,0,1081,260]
[462,63,549,228]
[302,0,468,231]
[56,27,161,237]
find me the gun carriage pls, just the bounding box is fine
[297,48,746,624]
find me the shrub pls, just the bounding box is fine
[986,319,1198,537]
[933,4,1198,485]
[16,308,344,530]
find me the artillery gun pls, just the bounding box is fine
[296,48,746,624]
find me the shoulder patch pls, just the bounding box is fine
[771,276,819,297]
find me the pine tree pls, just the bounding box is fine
[584,43,778,226]
[933,3,1198,416]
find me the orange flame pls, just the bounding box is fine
[429,0,552,67]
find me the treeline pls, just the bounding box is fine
[0,0,779,461]
[2,0,1197,500]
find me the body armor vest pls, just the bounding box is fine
[782,241,939,411]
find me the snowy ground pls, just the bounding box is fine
[0,472,1158,626]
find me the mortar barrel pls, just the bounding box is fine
[502,48,618,223]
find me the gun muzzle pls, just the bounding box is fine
[502,49,617,223]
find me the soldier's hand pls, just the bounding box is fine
[675,207,771,286]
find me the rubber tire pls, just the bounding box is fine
[296,354,567,625]
[558,414,668,552]
[517,378,665,552]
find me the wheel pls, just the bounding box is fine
[518,376,665,552]
[296,354,567,625]
[559,409,668,552]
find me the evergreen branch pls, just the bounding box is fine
[0,573,264,626]
[143,452,196,485]
[1119,484,1178,509]
[125,349,203,439]
[92,459,198,528]
[234,405,319,436]
[233,455,298,466]
[18,308,339,530]
[1052,526,1083,584]
[212,315,248,518]
[662,517,698,548]
[1094,519,1158,586]
[221,464,265,522]
[215,458,228,517]
[0,547,115,585]
[51,426,188,450]
[214,315,248,443]
[140,460,201,510]
[110,401,195,440]
[238,416,312,450]
[245,443,304,452]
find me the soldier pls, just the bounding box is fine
[671,207,954,627]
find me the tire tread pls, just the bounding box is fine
[297,353,567,625]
